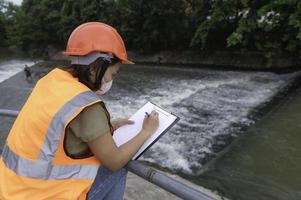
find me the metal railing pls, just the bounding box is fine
[0,109,216,200]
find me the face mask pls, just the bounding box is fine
[97,78,113,95]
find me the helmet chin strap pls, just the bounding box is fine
[94,60,110,90]
[93,55,120,91]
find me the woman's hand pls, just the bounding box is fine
[111,118,134,131]
[89,110,159,172]
[142,110,159,135]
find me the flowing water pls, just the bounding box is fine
[193,83,301,200]
[0,61,300,199]
[102,65,299,174]
[0,59,35,83]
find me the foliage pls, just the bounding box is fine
[191,0,301,56]
[116,0,190,52]
[0,0,300,58]
[0,0,8,47]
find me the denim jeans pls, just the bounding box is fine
[86,166,128,200]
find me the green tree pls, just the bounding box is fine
[0,0,8,47]
[191,0,249,50]
[117,0,190,52]
[17,0,62,52]
[0,0,300,59]
[3,2,23,48]
[59,0,118,44]
[191,0,301,58]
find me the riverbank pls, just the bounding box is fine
[128,50,301,70]
[48,49,301,71]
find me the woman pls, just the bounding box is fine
[0,22,159,200]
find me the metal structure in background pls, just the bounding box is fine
[0,109,216,200]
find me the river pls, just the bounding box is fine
[192,80,301,200]
[0,60,300,199]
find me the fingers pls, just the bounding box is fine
[150,110,156,114]
[121,119,134,125]
[127,120,135,124]
[115,119,135,127]
[150,110,158,116]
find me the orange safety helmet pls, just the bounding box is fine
[65,22,134,64]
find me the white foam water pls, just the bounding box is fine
[2,61,295,175]
[103,66,299,174]
[0,60,35,83]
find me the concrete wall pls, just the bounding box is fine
[49,49,301,70]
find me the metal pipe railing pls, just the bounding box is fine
[0,109,19,117]
[126,160,214,200]
[0,109,216,200]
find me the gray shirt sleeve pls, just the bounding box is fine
[68,103,111,142]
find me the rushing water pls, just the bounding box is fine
[101,65,299,174]
[193,83,301,200]
[0,61,300,199]
[0,59,35,83]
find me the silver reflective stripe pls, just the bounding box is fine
[2,144,98,180]
[39,91,100,161]
[2,91,100,180]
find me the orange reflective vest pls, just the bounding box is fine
[0,68,109,200]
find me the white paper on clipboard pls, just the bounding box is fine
[112,101,179,160]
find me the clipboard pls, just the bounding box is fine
[112,101,180,160]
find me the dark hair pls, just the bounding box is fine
[68,57,119,91]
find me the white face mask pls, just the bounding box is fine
[96,78,113,95]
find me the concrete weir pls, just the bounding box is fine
[0,62,224,200]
